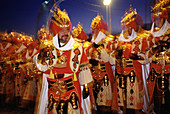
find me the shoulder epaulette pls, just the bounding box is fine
[73,40,82,49]
[83,41,92,49]
[136,30,150,40]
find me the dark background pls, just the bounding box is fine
[0,0,153,37]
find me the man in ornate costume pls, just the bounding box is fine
[111,6,150,114]
[33,7,93,114]
[84,14,114,113]
[147,0,170,113]
[72,23,93,114]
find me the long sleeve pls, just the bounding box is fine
[79,47,93,85]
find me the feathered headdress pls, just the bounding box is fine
[121,5,143,31]
[48,6,72,36]
[72,22,87,41]
[151,0,170,22]
[91,14,108,33]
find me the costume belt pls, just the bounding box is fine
[64,78,75,91]
[48,77,75,92]
[54,73,73,79]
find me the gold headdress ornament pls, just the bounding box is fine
[120,5,143,31]
[50,8,71,28]
[151,0,170,21]
[91,14,102,30]
[91,14,108,33]
[152,0,169,11]
[72,22,87,41]
[72,22,83,37]
[121,5,137,26]
[151,0,170,22]
[48,1,72,35]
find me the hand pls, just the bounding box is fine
[38,48,48,64]
[129,53,139,60]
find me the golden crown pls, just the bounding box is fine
[72,22,83,37]
[91,14,102,30]
[152,0,169,11]
[50,7,71,28]
[121,5,137,25]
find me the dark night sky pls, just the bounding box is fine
[0,0,152,37]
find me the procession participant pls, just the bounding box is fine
[33,7,93,114]
[147,0,170,113]
[84,14,114,113]
[147,0,170,48]
[111,6,150,114]
[72,22,94,114]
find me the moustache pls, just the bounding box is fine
[61,34,69,38]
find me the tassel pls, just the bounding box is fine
[50,69,54,79]
[162,92,165,104]
[123,90,126,101]
[85,84,88,92]
[74,72,77,81]
[96,98,98,103]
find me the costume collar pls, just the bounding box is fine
[91,31,106,44]
[151,19,170,37]
[119,28,137,41]
[53,34,75,50]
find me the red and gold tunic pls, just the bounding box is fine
[112,30,150,111]
[84,34,114,108]
[34,38,93,114]
[147,26,170,113]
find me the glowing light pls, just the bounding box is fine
[103,0,111,5]
[44,1,49,4]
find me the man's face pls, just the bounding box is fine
[127,26,132,36]
[123,26,132,37]
[58,28,71,43]
[154,17,165,28]
[92,29,100,39]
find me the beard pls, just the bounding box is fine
[59,34,69,43]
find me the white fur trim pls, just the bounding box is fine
[151,19,170,37]
[119,29,137,41]
[92,31,106,44]
[53,34,75,51]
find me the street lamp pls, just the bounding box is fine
[103,0,111,5]
[103,0,111,34]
